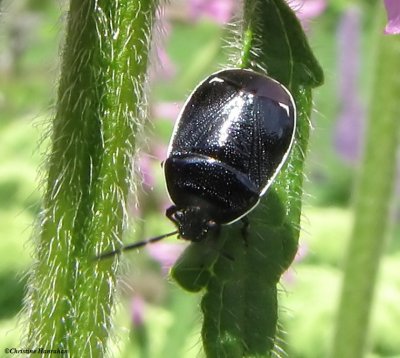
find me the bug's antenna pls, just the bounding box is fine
[95,230,179,260]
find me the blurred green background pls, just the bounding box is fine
[0,0,399,357]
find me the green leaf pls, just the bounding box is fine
[241,0,324,89]
[172,0,323,356]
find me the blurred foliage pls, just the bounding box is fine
[0,0,399,357]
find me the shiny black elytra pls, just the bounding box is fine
[164,68,296,242]
[97,69,296,260]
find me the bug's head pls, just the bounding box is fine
[169,206,218,242]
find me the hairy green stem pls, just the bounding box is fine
[24,1,157,356]
[331,10,400,358]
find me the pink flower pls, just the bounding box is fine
[334,7,365,163]
[153,144,168,161]
[289,0,327,29]
[152,102,183,122]
[289,0,326,19]
[155,46,177,80]
[188,0,235,24]
[384,0,400,34]
[147,242,187,274]
[148,8,176,81]
[131,295,146,327]
[138,154,156,188]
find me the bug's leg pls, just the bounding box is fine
[166,206,183,239]
[166,205,178,224]
[241,216,250,247]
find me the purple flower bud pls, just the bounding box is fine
[334,7,365,163]
[384,0,400,34]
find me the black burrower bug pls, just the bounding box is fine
[98,69,296,259]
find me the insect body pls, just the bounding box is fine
[97,69,296,260]
[164,69,296,242]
